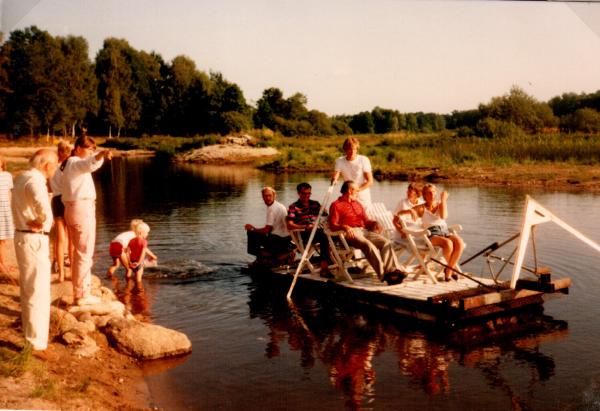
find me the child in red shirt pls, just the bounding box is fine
[126,222,157,286]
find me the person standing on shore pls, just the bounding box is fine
[0,155,14,277]
[332,137,374,207]
[61,136,112,306]
[50,140,73,282]
[12,149,58,354]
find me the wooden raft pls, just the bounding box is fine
[257,265,570,324]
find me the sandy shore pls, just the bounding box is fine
[0,241,153,410]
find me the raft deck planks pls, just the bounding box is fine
[258,265,564,323]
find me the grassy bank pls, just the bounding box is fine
[5,130,600,189]
[265,131,600,170]
[98,130,600,169]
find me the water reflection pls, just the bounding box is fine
[109,275,153,321]
[248,279,567,410]
[96,159,253,222]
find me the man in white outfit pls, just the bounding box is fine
[244,186,291,266]
[12,149,58,356]
[332,137,374,207]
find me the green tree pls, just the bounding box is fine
[560,108,600,133]
[254,87,285,130]
[445,109,481,130]
[0,33,10,131]
[549,92,581,117]
[95,38,136,137]
[208,71,251,134]
[371,107,399,134]
[349,111,374,134]
[58,35,98,137]
[405,113,418,132]
[128,50,164,136]
[2,26,66,137]
[162,55,210,136]
[307,109,335,135]
[481,86,557,133]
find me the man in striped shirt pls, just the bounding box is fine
[287,182,332,278]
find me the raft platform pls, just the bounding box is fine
[245,263,570,327]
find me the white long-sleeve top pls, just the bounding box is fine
[49,167,64,197]
[12,168,53,232]
[61,155,104,201]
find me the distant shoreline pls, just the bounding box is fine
[3,140,600,193]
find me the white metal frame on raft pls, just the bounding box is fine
[510,195,600,289]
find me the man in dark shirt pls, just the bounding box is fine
[287,182,333,278]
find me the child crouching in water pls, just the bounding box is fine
[107,219,143,278]
[127,222,157,286]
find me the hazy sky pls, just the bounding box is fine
[2,0,600,115]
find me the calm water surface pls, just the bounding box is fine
[93,158,600,410]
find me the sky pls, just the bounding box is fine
[1,0,600,116]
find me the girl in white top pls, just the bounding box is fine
[62,136,112,305]
[392,183,424,240]
[107,219,144,279]
[417,183,464,282]
[332,137,373,207]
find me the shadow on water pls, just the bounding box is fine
[246,276,568,411]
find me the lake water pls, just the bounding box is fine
[93,157,600,411]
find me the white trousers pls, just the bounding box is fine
[14,232,51,350]
[64,200,95,299]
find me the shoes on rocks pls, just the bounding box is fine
[76,295,102,306]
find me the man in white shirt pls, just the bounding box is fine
[12,149,58,356]
[244,186,291,266]
[332,137,374,206]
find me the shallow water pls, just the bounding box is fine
[93,158,600,410]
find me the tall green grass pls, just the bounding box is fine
[97,130,600,170]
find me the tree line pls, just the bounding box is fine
[1,26,600,139]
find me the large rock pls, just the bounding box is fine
[68,300,126,317]
[50,306,79,336]
[103,318,192,360]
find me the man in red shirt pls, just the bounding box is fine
[328,180,405,284]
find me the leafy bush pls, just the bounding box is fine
[475,118,526,139]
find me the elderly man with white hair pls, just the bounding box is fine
[12,149,58,358]
[244,186,291,266]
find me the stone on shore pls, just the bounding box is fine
[103,318,192,360]
[46,275,192,361]
[68,300,126,317]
